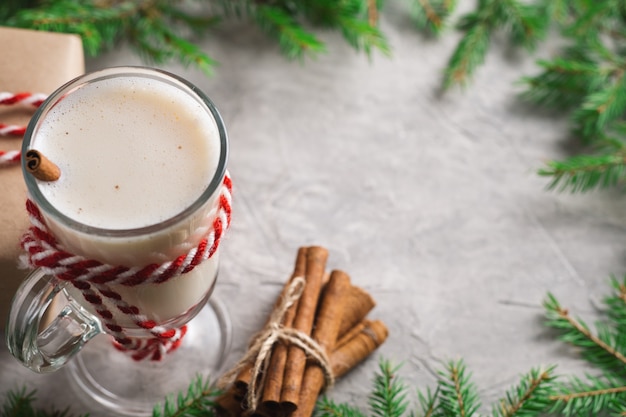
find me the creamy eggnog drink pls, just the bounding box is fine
[24,68,228,328]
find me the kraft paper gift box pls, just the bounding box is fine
[0,27,84,330]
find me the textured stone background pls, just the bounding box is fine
[2,2,626,415]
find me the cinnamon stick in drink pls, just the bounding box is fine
[290,271,350,417]
[279,246,328,415]
[25,149,61,181]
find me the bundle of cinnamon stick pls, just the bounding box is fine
[216,246,389,417]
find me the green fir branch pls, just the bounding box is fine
[491,367,556,417]
[548,373,626,416]
[519,57,603,110]
[338,15,391,57]
[436,360,481,417]
[542,0,570,25]
[496,0,548,50]
[5,0,137,56]
[1,387,86,417]
[544,293,626,377]
[317,398,368,417]
[415,386,439,417]
[2,388,38,417]
[369,359,409,417]
[299,0,391,57]
[2,0,391,75]
[159,5,221,36]
[537,151,626,193]
[4,0,220,75]
[253,4,326,60]
[130,17,218,76]
[207,0,252,19]
[564,0,623,42]
[605,396,626,416]
[604,276,626,336]
[443,0,548,89]
[152,375,219,417]
[541,289,626,416]
[572,71,626,143]
[443,22,490,89]
[0,0,38,21]
[411,0,458,36]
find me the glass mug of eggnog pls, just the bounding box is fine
[6,67,231,415]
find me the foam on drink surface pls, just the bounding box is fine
[34,76,219,230]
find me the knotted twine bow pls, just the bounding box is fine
[20,173,232,361]
[218,276,335,412]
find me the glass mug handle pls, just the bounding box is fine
[5,269,103,373]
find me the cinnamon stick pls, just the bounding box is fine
[234,368,253,400]
[335,320,367,351]
[216,387,246,417]
[337,285,375,337]
[330,319,389,379]
[312,270,351,353]
[25,149,61,181]
[234,247,310,400]
[291,271,351,417]
[279,246,328,415]
[258,247,310,415]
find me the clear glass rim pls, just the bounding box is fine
[22,66,228,238]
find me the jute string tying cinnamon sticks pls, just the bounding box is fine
[217,276,335,413]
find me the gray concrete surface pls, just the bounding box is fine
[2,4,626,416]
